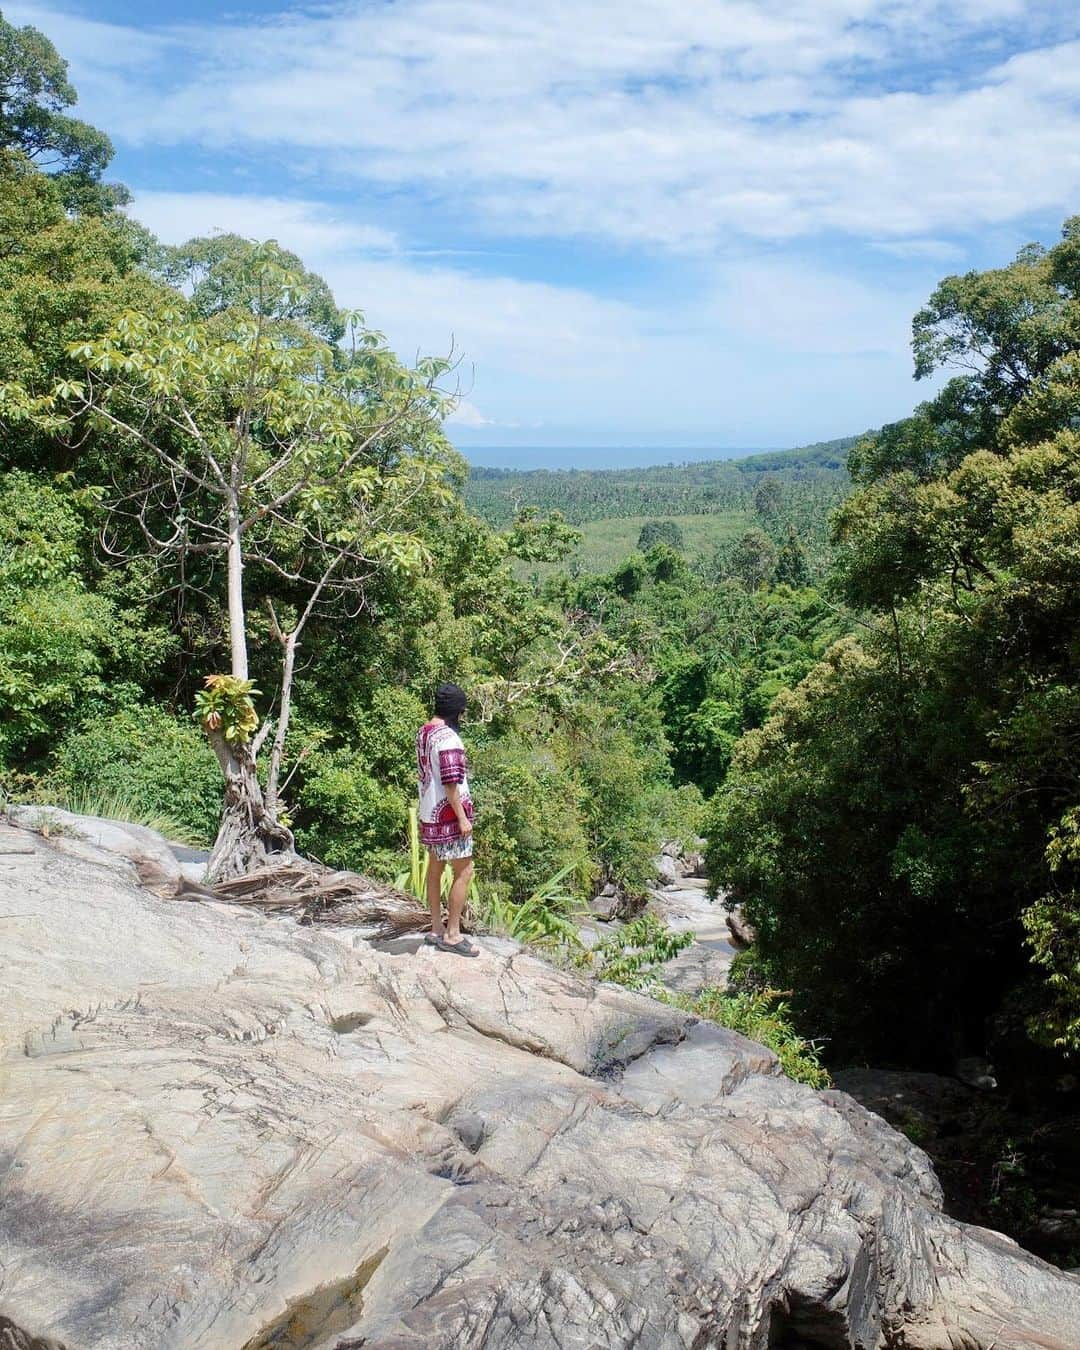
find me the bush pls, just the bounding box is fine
[563,716,675,895]
[0,472,113,763]
[469,734,592,901]
[52,705,222,845]
[637,520,685,552]
[293,748,408,870]
[672,986,831,1089]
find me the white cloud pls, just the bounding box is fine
[445,400,495,428]
[129,191,397,255]
[717,262,921,356]
[128,187,643,380]
[11,0,1080,250]
[11,0,1068,443]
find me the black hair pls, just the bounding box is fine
[434,681,468,730]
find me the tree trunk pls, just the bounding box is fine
[226,493,248,681]
[264,629,297,817]
[205,730,294,885]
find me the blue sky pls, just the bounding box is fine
[9,1,1080,467]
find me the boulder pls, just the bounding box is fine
[4,803,188,898]
[2,820,1080,1348]
[682,849,706,876]
[653,852,681,885]
[727,905,758,948]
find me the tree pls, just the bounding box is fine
[753,475,783,520]
[636,519,685,552]
[0,14,124,208]
[0,152,159,473]
[730,529,776,590]
[0,472,112,764]
[14,243,455,881]
[709,216,1080,1063]
[772,527,809,587]
[161,233,346,344]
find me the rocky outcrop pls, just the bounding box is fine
[648,874,736,996]
[2,818,1080,1349]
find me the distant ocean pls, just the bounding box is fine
[457,445,771,472]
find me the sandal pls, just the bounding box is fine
[423,931,442,945]
[437,935,479,958]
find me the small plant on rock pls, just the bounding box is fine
[194,675,260,745]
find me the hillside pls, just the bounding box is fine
[463,434,863,526]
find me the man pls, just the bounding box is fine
[416,681,478,956]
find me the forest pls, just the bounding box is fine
[1,13,1079,1259]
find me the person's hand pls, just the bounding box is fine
[458,816,474,837]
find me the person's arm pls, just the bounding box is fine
[439,740,473,835]
[445,782,473,835]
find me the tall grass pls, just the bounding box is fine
[27,785,208,848]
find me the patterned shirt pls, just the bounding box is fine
[416,720,474,846]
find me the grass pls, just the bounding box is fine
[519,511,753,577]
[40,785,209,848]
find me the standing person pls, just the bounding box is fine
[416,682,478,956]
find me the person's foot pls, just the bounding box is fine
[423,930,443,945]
[437,934,479,957]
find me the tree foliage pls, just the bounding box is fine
[636,518,685,552]
[708,216,1080,1063]
[0,13,124,208]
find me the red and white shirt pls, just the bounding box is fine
[416,720,474,846]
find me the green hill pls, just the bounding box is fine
[464,434,863,527]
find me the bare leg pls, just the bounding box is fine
[444,857,475,944]
[426,853,445,938]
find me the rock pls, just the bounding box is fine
[653,852,681,884]
[2,822,1080,1349]
[648,879,736,997]
[588,888,620,921]
[682,849,705,876]
[4,803,188,898]
[655,942,735,996]
[168,843,211,888]
[727,905,758,948]
[833,1067,980,1138]
[956,1056,999,1090]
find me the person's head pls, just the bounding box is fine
[434,681,468,730]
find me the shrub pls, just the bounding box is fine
[672,986,831,1089]
[592,913,693,989]
[293,748,408,870]
[469,735,593,901]
[52,705,222,845]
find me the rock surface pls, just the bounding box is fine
[648,876,737,996]
[2,819,1080,1349]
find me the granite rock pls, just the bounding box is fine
[1,820,1079,1349]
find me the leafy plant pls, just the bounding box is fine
[193,674,260,745]
[592,913,693,990]
[470,862,585,949]
[671,986,831,1089]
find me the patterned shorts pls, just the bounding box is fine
[430,836,474,862]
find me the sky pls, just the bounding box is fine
[9,1,1080,467]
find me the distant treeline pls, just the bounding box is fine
[464,435,863,526]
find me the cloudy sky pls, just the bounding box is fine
[10,1,1080,465]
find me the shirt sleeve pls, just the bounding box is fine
[438,732,467,785]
